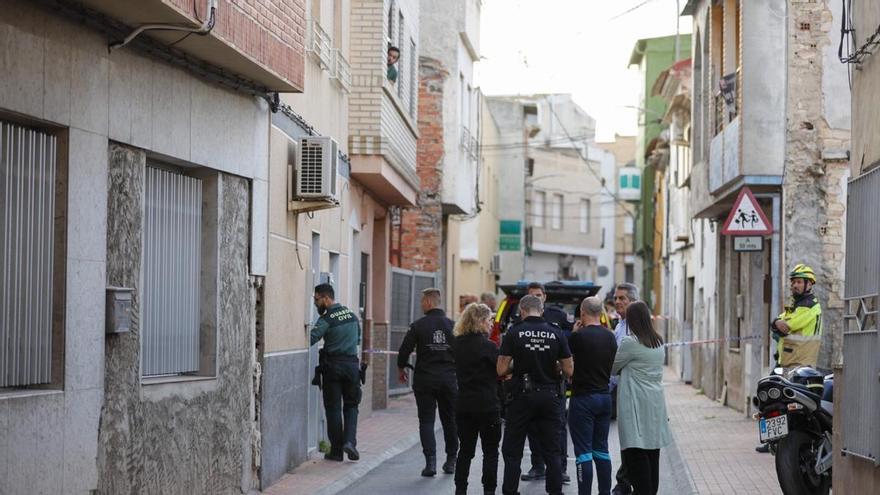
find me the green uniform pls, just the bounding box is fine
[311,303,361,356]
[774,291,822,367]
[311,302,363,457]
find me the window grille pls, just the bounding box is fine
[142,167,202,376]
[0,121,57,387]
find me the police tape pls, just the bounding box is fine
[363,349,400,355]
[363,334,763,355]
[663,334,762,348]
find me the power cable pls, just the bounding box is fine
[545,104,637,220]
[610,0,659,21]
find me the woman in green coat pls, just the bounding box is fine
[611,301,671,495]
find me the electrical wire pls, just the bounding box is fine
[610,0,659,21]
[545,104,637,220]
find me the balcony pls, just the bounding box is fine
[77,0,305,91]
[709,116,740,193]
[347,0,421,207]
[307,19,333,71]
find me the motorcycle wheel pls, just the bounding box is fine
[775,430,831,495]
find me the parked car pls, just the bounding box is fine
[489,280,602,344]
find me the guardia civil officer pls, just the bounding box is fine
[498,294,574,495]
[310,283,363,462]
[397,288,458,477]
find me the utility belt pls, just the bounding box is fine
[514,373,562,396]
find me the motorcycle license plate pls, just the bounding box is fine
[759,415,789,442]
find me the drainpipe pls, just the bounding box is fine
[109,0,218,52]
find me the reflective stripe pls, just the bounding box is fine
[576,453,593,464]
[784,334,821,342]
[592,450,611,461]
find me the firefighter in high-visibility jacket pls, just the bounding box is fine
[771,264,823,367]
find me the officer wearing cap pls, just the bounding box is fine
[498,294,574,495]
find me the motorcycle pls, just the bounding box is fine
[753,366,833,495]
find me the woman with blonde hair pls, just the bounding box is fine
[452,303,501,495]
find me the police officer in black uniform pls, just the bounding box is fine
[397,288,458,477]
[498,294,574,495]
[520,282,573,484]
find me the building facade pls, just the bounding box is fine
[836,0,880,491]
[391,0,482,318]
[629,34,692,312]
[0,0,305,492]
[682,0,849,411]
[485,95,616,290]
[597,135,639,290]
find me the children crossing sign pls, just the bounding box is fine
[721,187,772,236]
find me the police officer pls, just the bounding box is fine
[397,288,458,477]
[520,282,572,484]
[310,283,363,462]
[498,294,574,495]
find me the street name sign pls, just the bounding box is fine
[721,187,772,236]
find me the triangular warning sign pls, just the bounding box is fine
[721,187,772,236]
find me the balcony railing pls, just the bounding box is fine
[331,49,352,93]
[306,19,332,70]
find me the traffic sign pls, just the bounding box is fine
[721,187,772,236]
[733,236,763,252]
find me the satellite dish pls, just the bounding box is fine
[597,266,609,277]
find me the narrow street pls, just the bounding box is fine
[269,368,779,495]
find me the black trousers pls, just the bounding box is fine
[527,396,568,473]
[455,410,501,492]
[321,357,362,454]
[621,448,660,495]
[414,381,458,457]
[501,389,564,495]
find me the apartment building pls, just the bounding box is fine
[0,0,305,492]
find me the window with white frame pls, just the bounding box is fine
[533,190,546,228]
[409,38,417,117]
[142,166,203,377]
[551,193,563,230]
[580,199,590,233]
[397,12,406,99]
[386,0,395,43]
[0,120,62,388]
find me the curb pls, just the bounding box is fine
[662,431,699,495]
[313,427,425,495]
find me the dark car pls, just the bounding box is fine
[489,280,602,345]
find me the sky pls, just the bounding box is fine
[476,0,692,142]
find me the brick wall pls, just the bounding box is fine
[393,58,447,272]
[163,0,305,88]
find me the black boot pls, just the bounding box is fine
[442,454,457,474]
[421,455,437,477]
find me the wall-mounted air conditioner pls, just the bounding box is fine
[295,136,338,201]
[490,253,502,274]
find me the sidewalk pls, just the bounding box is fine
[264,395,422,495]
[664,368,782,494]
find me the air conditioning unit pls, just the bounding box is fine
[295,136,338,201]
[490,253,502,274]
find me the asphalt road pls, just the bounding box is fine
[339,419,685,494]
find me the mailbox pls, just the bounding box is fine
[106,287,134,334]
